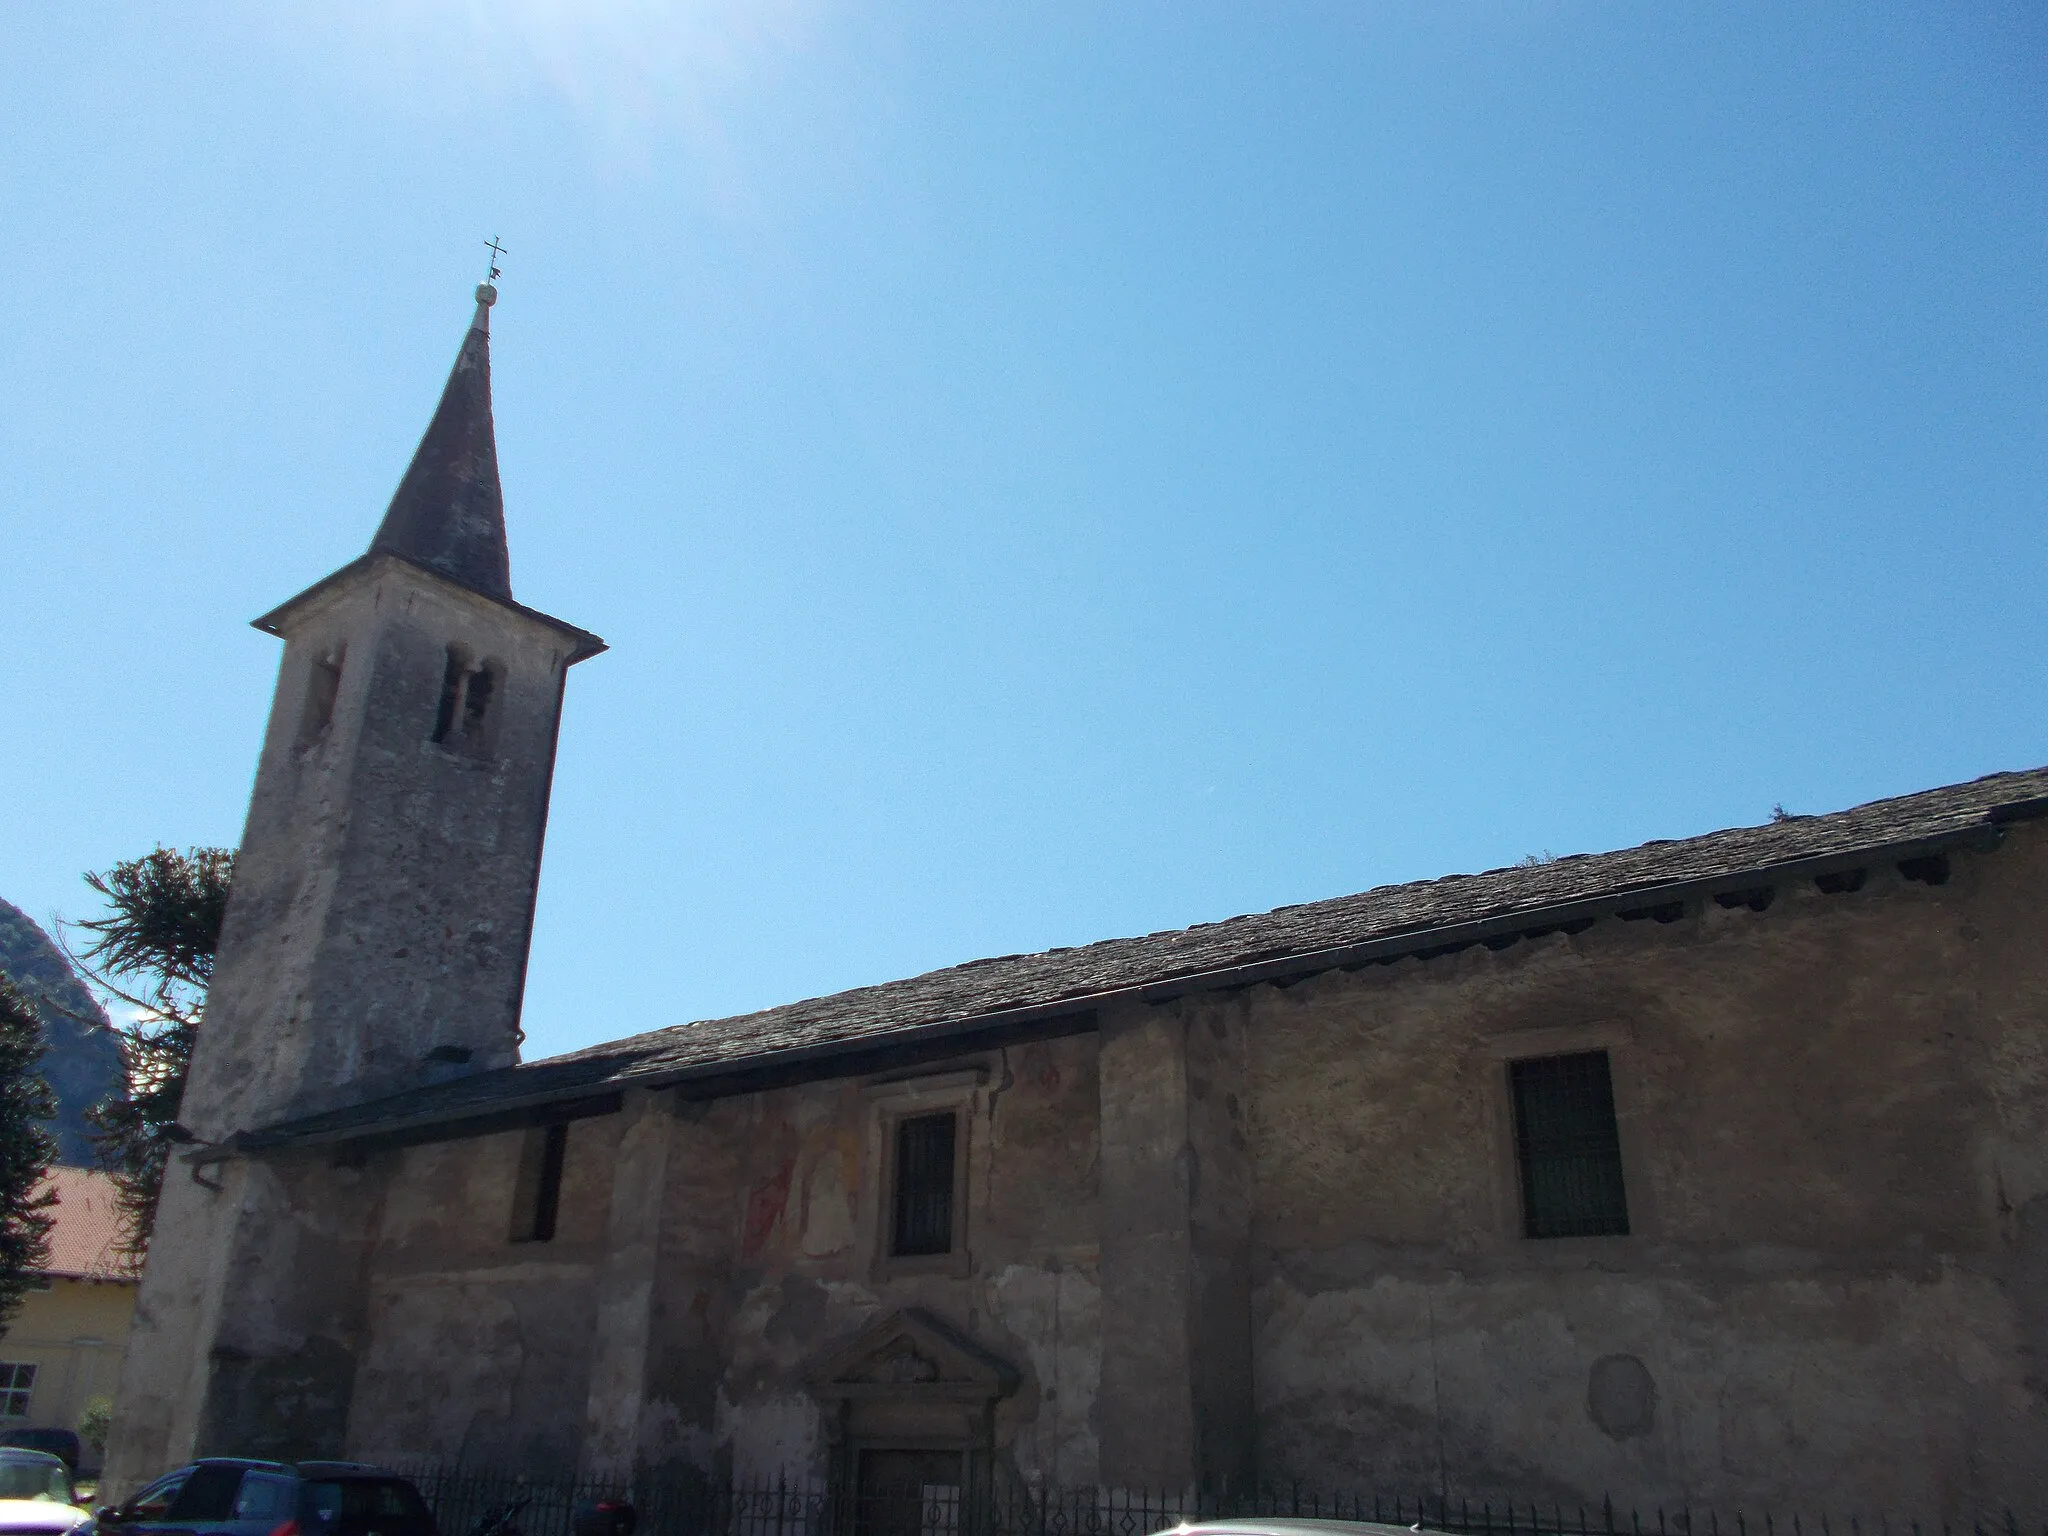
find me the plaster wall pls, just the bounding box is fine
[345,1112,621,1468]
[646,1035,1104,1488]
[4,1276,137,1455]
[1244,827,2048,1517]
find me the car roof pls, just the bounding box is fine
[295,1463,403,1478]
[181,1459,292,1475]
[0,1449,68,1465]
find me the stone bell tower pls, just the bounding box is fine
[104,283,604,1489]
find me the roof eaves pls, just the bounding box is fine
[251,553,607,662]
[244,815,2009,1154]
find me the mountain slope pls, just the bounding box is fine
[0,898,125,1166]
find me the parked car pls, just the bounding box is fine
[91,1461,436,1536]
[0,1447,91,1535]
[0,1435,81,1477]
[1162,1522,1430,1536]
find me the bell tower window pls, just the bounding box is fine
[431,646,502,752]
[295,644,346,749]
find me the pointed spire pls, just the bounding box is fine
[368,284,513,602]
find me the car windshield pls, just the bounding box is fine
[0,1460,72,1503]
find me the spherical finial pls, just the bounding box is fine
[475,282,498,307]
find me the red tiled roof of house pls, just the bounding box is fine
[36,1167,133,1283]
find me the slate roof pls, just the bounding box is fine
[248,763,2048,1150]
[368,286,512,602]
[37,1167,132,1282]
[250,288,606,661]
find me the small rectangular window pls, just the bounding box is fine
[431,646,502,752]
[509,1122,569,1243]
[890,1113,957,1257]
[297,644,346,748]
[1510,1051,1629,1238]
[0,1363,32,1418]
[432,646,468,744]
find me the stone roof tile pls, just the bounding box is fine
[249,762,2048,1147]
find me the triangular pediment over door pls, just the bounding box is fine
[808,1308,1020,1452]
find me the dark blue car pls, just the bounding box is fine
[94,1462,435,1536]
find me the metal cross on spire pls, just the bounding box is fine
[483,236,507,284]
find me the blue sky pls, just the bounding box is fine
[3,2,2044,1061]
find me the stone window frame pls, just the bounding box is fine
[860,1068,985,1281]
[1479,1023,1655,1250]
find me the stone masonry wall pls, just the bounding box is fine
[299,819,2047,1514]
[1244,821,2048,1517]
[345,1113,623,1466]
[656,1035,1104,1486]
[337,1034,1103,1484]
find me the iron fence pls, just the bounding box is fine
[389,1465,2046,1536]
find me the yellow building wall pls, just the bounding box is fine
[0,1278,137,1443]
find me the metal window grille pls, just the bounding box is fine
[891,1113,956,1257]
[1510,1051,1629,1238]
[0,1362,36,1418]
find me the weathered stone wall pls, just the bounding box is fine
[1244,824,2048,1516]
[643,1035,1104,1487]
[322,1035,1104,1483]
[184,560,577,1139]
[131,735,2044,1514]
[106,558,586,1495]
[1096,999,1253,1489]
[345,1112,622,1467]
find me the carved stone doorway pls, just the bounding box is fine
[807,1308,1020,1522]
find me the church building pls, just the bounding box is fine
[104,288,2048,1519]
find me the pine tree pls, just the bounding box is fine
[0,980,57,1334]
[70,846,233,1259]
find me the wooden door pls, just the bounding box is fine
[854,1449,964,1536]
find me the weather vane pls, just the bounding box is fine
[483,236,507,285]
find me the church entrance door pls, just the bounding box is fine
[854,1449,963,1536]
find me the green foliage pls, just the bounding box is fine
[73,848,232,1023]
[70,847,233,1260]
[0,980,56,1336]
[76,1395,112,1455]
